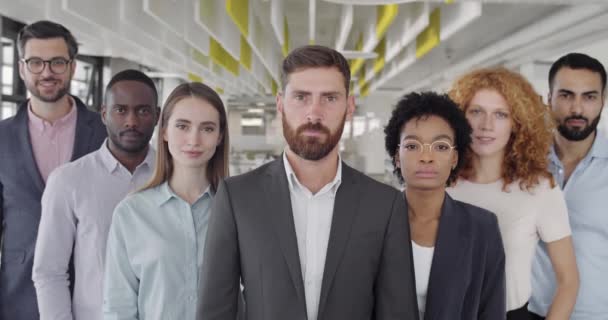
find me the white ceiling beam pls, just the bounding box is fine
[270,0,285,45]
[440,2,482,41]
[385,2,429,63]
[309,0,316,43]
[335,4,353,51]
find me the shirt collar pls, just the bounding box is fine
[27,96,77,132]
[99,139,156,174]
[590,129,608,159]
[282,150,343,196]
[550,130,608,166]
[156,181,213,207]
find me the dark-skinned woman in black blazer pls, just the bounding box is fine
[384,92,506,320]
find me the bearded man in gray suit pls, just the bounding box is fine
[198,45,418,320]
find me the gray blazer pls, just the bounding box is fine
[198,158,418,320]
[0,97,106,320]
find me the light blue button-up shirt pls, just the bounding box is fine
[103,182,212,320]
[530,131,608,319]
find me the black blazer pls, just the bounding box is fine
[0,97,106,320]
[198,158,419,320]
[412,194,506,320]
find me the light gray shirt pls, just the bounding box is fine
[282,152,342,320]
[103,182,212,320]
[32,141,155,320]
[530,131,608,319]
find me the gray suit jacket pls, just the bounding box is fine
[0,97,106,320]
[199,158,418,320]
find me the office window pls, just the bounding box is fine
[0,17,25,120]
[70,55,103,110]
[2,37,14,96]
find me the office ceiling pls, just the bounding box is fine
[2,0,608,101]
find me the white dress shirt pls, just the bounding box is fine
[32,141,155,320]
[282,152,342,320]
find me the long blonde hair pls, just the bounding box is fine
[141,82,230,193]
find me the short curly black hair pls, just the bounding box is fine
[384,91,472,186]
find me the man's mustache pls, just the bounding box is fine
[296,122,330,135]
[120,129,143,136]
[564,115,588,124]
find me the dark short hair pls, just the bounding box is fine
[18,20,78,59]
[281,45,351,95]
[549,53,607,93]
[105,69,158,105]
[384,92,472,186]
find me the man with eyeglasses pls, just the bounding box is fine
[0,20,106,320]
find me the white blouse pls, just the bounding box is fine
[412,240,435,320]
[447,178,571,311]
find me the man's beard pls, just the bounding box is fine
[282,111,346,161]
[109,128,152,154]
[557,114,601,141]
[28,77,71,103]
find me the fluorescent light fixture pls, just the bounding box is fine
[256,102,266,107]
[247,108,265,114]
[144,72,187,79]
[241,118,264,126]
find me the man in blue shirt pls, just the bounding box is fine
[529,53,608,320]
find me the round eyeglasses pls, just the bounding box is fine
[398,140,455,156]
[21,57,72,74]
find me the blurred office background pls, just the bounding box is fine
[1,0,607,185]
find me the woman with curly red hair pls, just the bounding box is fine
[447,67,579,320]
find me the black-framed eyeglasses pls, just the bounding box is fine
[21,57,72,74]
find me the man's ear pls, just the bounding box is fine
[69,59,77,80]
[155,106,161,126]
[100,105,108,126]
[18,59,25,81]
[346,95,356,121]
[276,92,284,115]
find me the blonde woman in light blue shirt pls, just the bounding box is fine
[103,82,229,320]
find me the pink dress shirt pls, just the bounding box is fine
[27,98,78,183]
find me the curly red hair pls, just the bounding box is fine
[448,67,555,191]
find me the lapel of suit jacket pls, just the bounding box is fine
[423,194,469,320]
[263,158,307,307]
[70,97,97,160]
[317,163,362,319]
[14,100,44,192]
